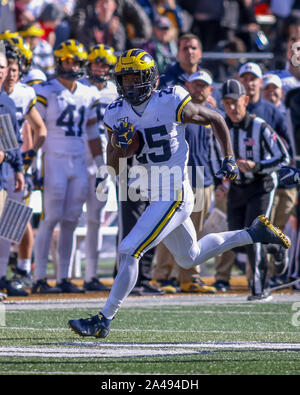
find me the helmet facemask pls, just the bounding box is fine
[116,66,158,106]
[54,40,87,80]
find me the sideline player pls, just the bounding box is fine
[32,40,103,294]
[68,49,291,338]
[81,44,118,291]
[0,40,46,295]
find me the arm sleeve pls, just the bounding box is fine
[258,125,290,174]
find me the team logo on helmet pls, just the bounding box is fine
[114,49,158,105]
[54,40,88,80]
[87,44,117,83]
[0,31,31,77]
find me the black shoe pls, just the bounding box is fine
[32,278,62,294]
[247,215,291,248]
[83,277,109,291]
[273,246,289,276]
[56,279,85,293]
[130,281,165,296]
[0,276,28,297]
[68,312,111,338]
[247,290,273,302]
[12,268,33,289]
[212,280,231,292]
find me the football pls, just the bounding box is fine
[111,131,140,157]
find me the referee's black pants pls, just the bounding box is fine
[227,176,277,295]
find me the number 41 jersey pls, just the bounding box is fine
[34,79,97,155]
[104,85,192,199]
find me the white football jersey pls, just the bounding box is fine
[8,81,37,133]
[34,79,97,155]
[82,80,119,173]
[104,85,191,199]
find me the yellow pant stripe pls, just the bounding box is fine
[133,189,183,259]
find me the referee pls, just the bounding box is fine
[221,79,290,301]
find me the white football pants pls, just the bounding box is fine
[101,180,253,319]
[34,152,88,282]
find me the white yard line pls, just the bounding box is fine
[1,341,300,359]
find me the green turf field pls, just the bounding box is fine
[1,294,300,376]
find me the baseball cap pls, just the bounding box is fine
[188,70,213,85]
[154,16,172,30]
[262,73,282,89]
[222,79,246,99]
[239,62,263,79]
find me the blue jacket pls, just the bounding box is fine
[247,96,291,150]
[159,61,222,107]
[185,104,224,188]
[0,91,23,191]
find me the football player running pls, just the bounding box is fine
[0,39,47,296]
[69,49,291,338]
[80,44,118,291]
[32,40,103,294]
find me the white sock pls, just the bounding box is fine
[85,258,98,283]
[34,220,57,282]
[101,253,139,320]
[85,221,100,282]
[57,220,77,282]
[195,229,253,266]
[17,258,32,274]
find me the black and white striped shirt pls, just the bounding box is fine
[226,112,290,183]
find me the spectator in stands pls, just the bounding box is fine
[0,0,16,31]
[159,33,203,88]
[38,3,64,48]
[15,0,35,29]
[142,15,177,73]
[188,0,224,51]
[262,73,286,113]
[239,62,291,145]
[138,0,183,39]
[19,21,55,76]
[206,37,247,83]
[71,0,152,51]
[79,0,126,52]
